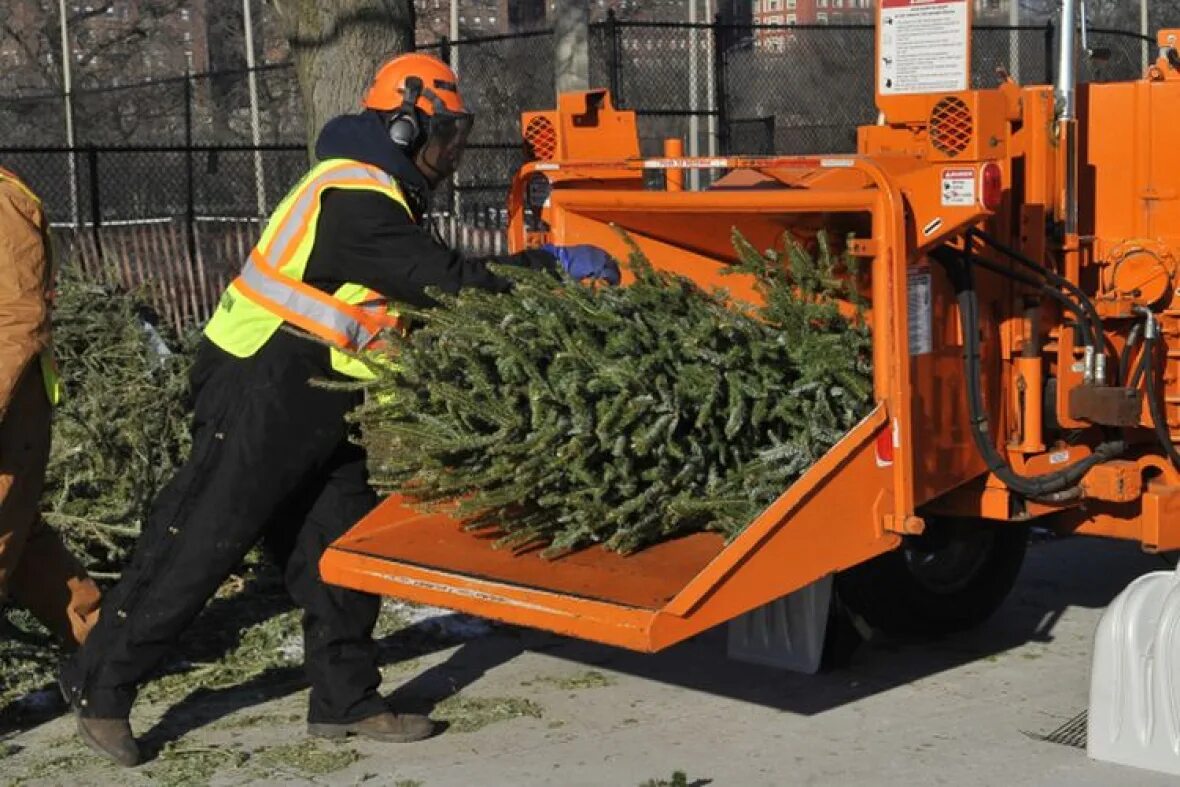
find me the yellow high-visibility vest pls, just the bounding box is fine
[204,159,409,380]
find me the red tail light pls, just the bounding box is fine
[981,162,1003,211]
[875,428,894,467]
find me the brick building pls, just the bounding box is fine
[0,0,211,93]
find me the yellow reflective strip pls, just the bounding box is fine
[0,172,43,206]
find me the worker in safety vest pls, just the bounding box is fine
[0,166,101,649]
[59,53,619,766]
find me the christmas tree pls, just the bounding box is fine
[41,269,193,578]
[353,231,873,557]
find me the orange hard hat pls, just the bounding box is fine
[362,52,466,116]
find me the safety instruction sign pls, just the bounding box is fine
[907,264,933,356]
[879,0,970,95]
[941,167,976,206]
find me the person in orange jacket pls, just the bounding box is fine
[0,165,101,649]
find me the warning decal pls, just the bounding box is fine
[907,264,933,356]
[941,167,976,206]
[879,0,970,96]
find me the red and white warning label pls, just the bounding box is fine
[941,167,976,207]
[879,0,970,96]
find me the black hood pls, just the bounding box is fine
[314,111,431,217]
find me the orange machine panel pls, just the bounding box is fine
[330,505,724,610]
[321,406,899,652]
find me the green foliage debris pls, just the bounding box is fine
[256,741,360,776]
[639,771,691,787]
[43,268,194,579]
[533,670,615,690]
[146,741,248,787]
[434,694,544,733]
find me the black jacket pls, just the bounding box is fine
[196,111,557,380]
[303,111,557,307]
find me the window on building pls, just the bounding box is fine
[786,0,795,8]
[786,12,796,23]
[769,0,778,9]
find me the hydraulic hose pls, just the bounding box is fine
[1130,341,1149,390]
[930,245,1125,499]
[967,228,1104,355]
[1118,322,1143,388]
[1138,312,1180,470]
[965,251,1094,348]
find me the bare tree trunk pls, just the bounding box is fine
[554,0,589,94]
[269,0,414,153]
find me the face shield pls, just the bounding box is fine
[418,110,474,182]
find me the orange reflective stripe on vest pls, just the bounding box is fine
[227,160,405,352]
[235,252,397,349]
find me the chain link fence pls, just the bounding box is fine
[593,18,1151,161]
[419,29,555,224]
[0,64,304,149]
[0,63,307,227]
[0,19,1156,328]
[1,21,1155,227]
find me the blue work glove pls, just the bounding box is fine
[540,243,621,286]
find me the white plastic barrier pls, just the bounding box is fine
[1088,562,1180,776]
[727,574,833,673]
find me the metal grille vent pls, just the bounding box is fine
[929,97,973,158]
[524,116,558,161]
[1025,710,1088,749]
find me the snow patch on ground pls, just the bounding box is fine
[387,601,494,640]
[277,637,304,662]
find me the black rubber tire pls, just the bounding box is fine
[835,519,1029,637]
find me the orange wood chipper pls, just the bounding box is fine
[322,1,1180,669]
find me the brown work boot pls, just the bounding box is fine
[308,711,435,743]
[58,671,140,767]
[74,716,140,767]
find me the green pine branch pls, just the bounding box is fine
[353,229,873,556]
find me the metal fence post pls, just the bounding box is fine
[86,145,102,261]
[606,9,621,104]
[69,139,83,232]
[440,35,451,66]
[184,71,197,266]
[1045,21,1055,85]
[713,13,729,155]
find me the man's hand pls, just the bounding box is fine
[540,244,621,286]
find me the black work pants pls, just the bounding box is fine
[60,335,385,724]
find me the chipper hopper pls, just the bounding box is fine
[323,0,1180,736]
